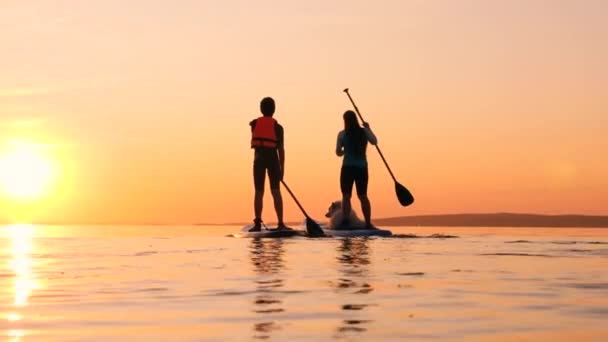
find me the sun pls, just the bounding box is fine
[0,141,56,201]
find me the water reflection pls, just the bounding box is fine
[249,238,286,339]
[334,238,374,338]
[4,224,37,341]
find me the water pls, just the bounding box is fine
[1,225,607,341]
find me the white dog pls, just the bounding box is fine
[325,200,367,230]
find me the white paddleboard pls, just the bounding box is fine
[323,228,392,237]
[300,220,392,237]
[233,225,305,238]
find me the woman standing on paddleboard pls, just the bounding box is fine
[335,110,378,229]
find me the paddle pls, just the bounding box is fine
[280,180,326,237]
[343,88,415,206]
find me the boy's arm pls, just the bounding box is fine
[278,124,285,179]
[278,147,285,180]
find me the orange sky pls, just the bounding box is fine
[1,0,607,224]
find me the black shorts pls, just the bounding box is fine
[253,148,281,191]
[340,165,368,196]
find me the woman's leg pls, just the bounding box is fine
[355,167,373,227]
[340,166,355,224]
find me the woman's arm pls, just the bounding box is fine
[336,131,345,156]
[363,122,378,145]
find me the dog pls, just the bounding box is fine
[325,200,367,230]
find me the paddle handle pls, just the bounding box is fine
[280,180,310,219]
[343,88,398,183]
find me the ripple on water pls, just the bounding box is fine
[389,234,459,239]
[397,272,425,276]
[576,307,608,317]
[556,282,608,290]
[342,304,376,310]
[480,253,557,258]
[132,251,158,256]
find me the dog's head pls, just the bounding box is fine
[325,201,342,218]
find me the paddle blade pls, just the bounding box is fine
[395,182,414,206]
[305,218,325,237]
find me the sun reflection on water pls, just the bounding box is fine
[4,224,38,340]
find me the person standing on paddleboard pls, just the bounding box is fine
[249,97,291,232]
[336,110,378,229]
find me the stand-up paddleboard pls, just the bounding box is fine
[233,225,305,238]
[299,220,392,237]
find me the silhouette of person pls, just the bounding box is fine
[249,97,291,231]
[335,110,378,229]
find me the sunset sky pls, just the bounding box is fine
[1,0,606,224]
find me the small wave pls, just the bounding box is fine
[342,304,375,310]
[390,234,458,239]
[254,321,281,334]
[390,234,419,238]
[558,282,608,290]
[254,308,285,314]
[255,298,281,305]
[505,240,533,244]
[344,320,372,325]
[208,290,257,296]
[186,249,210,253]
[480,253,556,258]
[205,289,304,297]
[338,326,366,333]
[428,234,458,238]
[577,307,608,316]
[135,287,168,293]
[552,241,608,245]
[133,251,158,257]
[256,279,282,285]
[516,304,556,311]
[355,287,374,294]
[397,272,425,276]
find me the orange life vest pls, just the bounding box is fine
[251,116,278,148]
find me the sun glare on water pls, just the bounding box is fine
[0,141,56,201]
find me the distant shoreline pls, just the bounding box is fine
[5,213,608,228]
[372,213,608,228]
[203,213,608,228]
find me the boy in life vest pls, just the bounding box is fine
[249,97,291,232]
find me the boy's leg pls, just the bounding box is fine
[251,159,266,231]
[270,187,284,227]
[268,156,288,229]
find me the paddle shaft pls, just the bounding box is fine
[343,89,398,183]
[280,180,311,219]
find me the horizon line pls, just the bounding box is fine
[3,211,608,226]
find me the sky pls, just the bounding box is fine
[0,0,607,224]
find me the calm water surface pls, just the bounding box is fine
[1,225,607,341]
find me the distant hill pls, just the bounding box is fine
[374,213,608,228]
